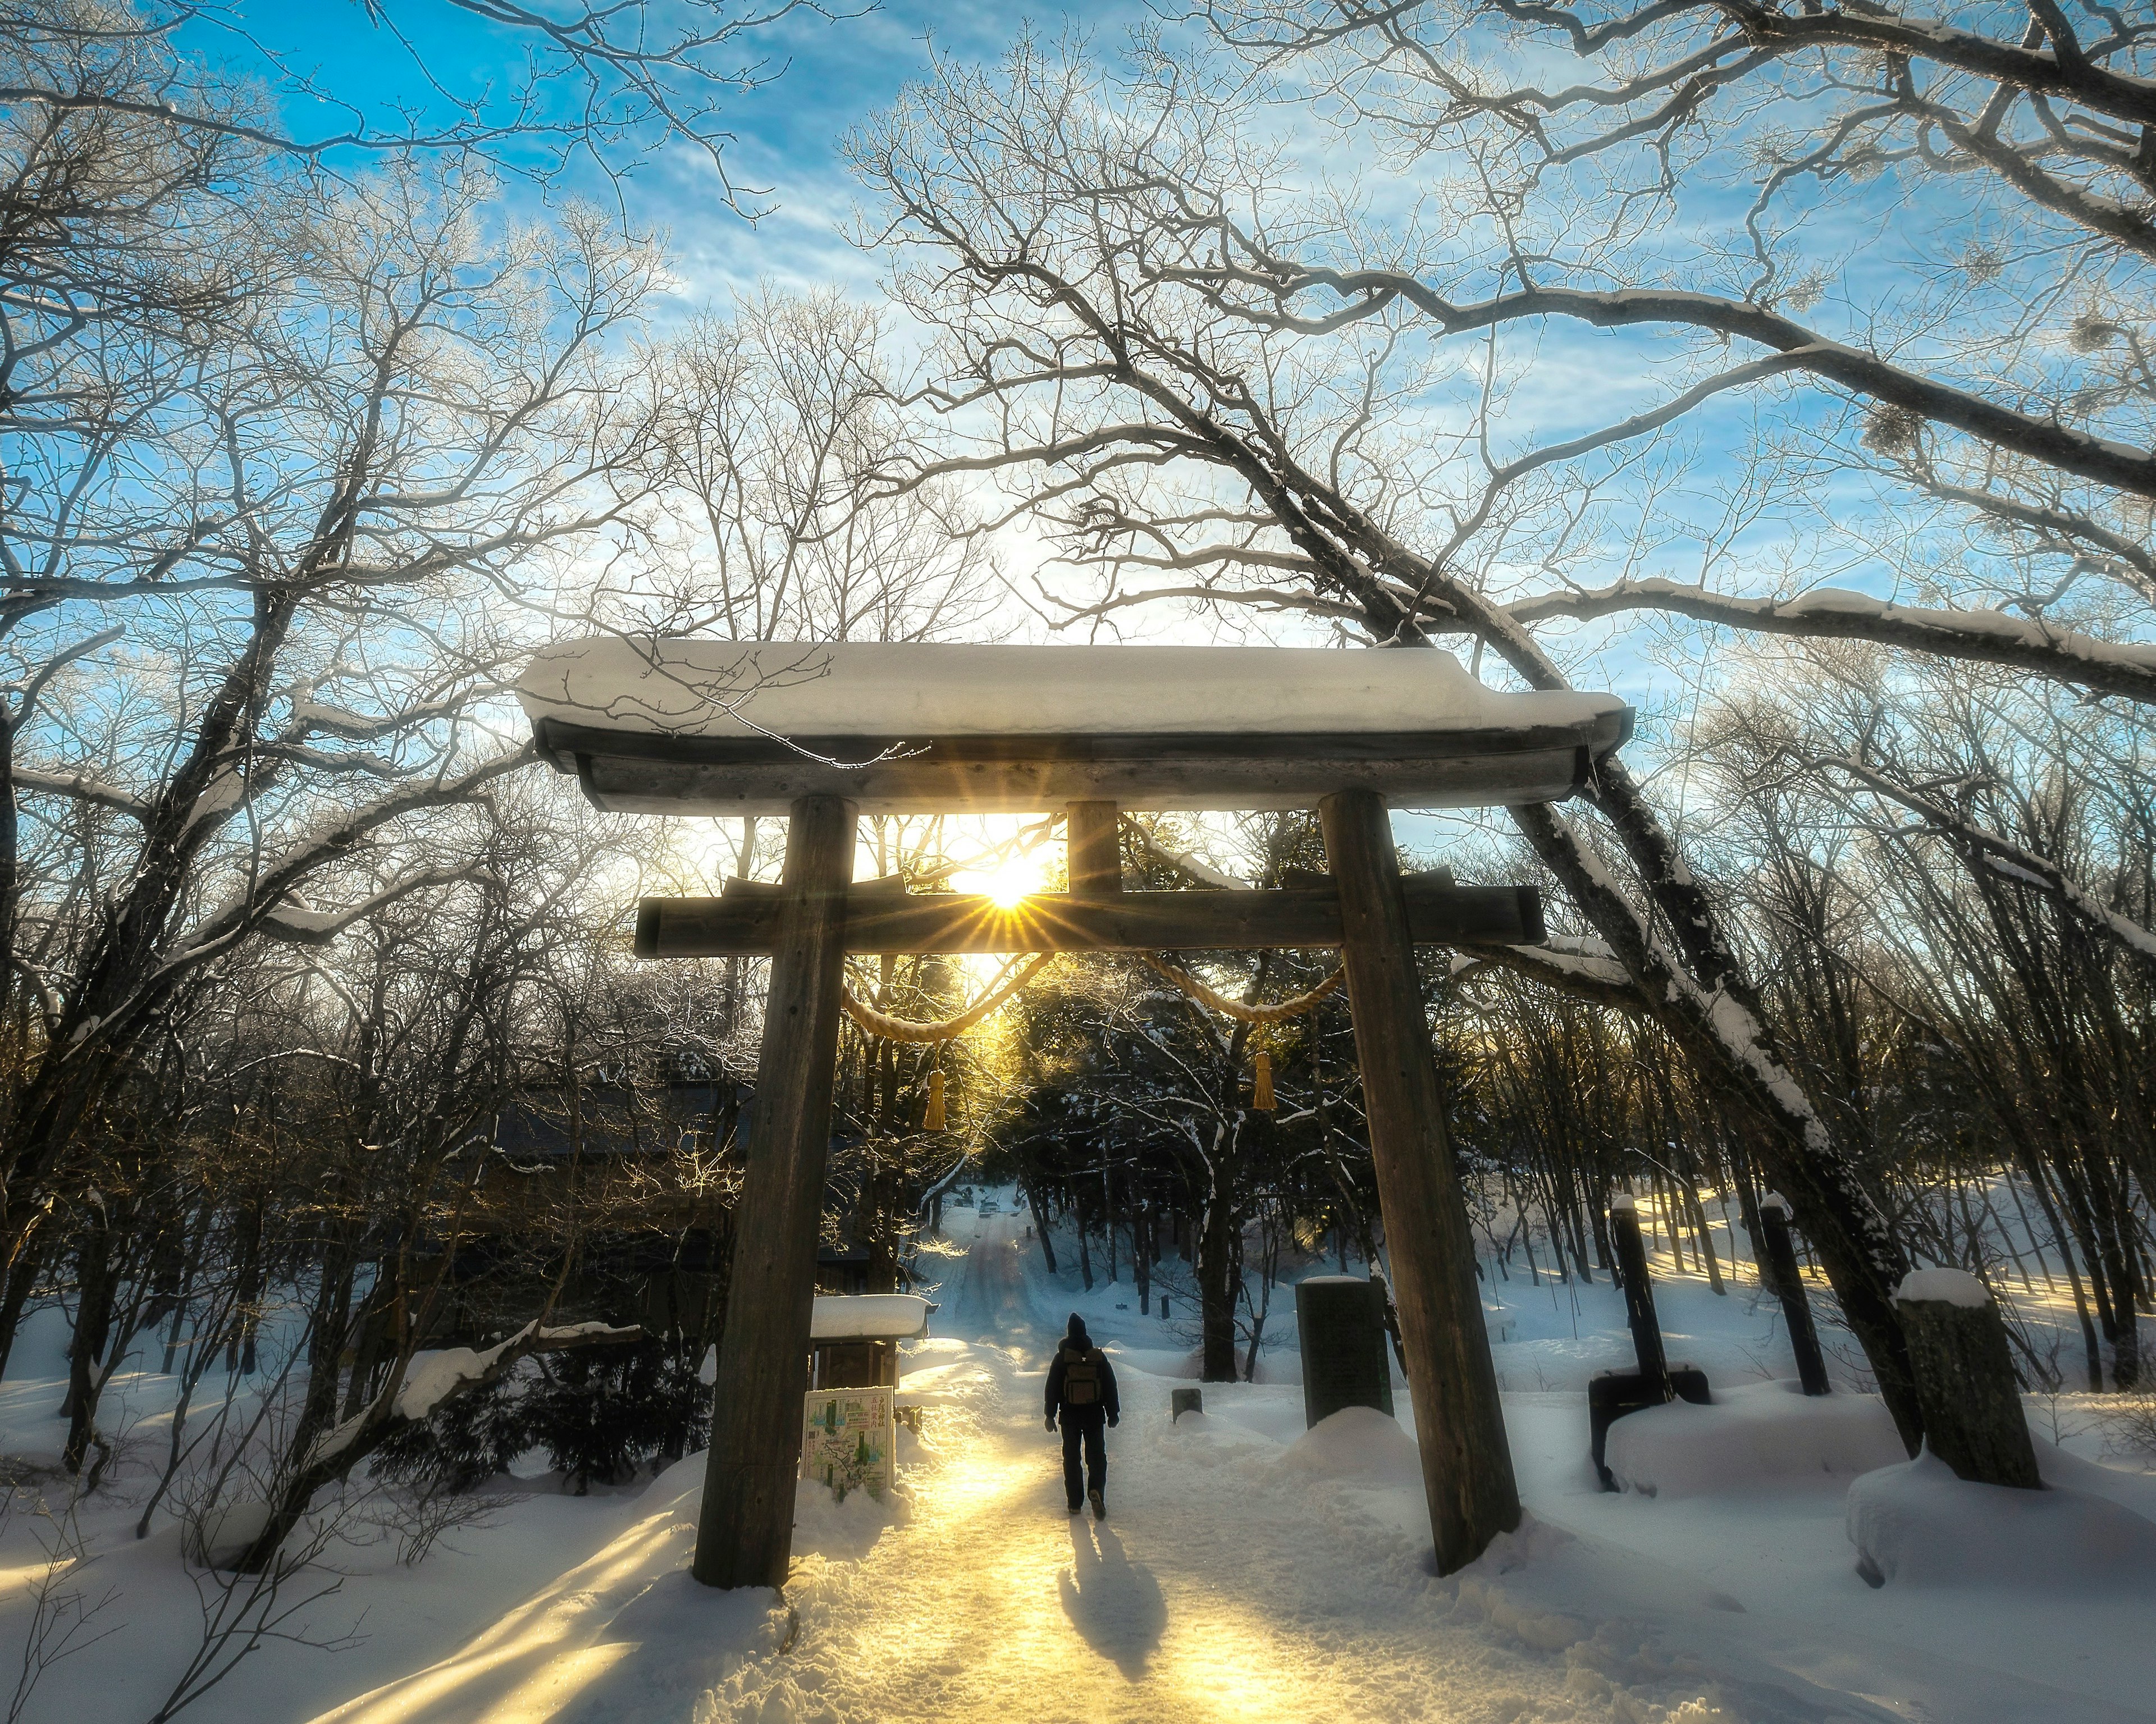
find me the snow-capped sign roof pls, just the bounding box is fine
[810,1294,930,1342]
[516,638,1632,815]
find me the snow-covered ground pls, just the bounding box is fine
[0,1195,2148,1722]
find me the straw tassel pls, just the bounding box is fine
[922,1068,947,1131]
[1251,1049,1275,1112]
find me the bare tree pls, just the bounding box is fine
[849,38,2009,1442]
[1,65,668,1348]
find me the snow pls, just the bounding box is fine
[514,637,1629,740]
[1277,1406,1424,1487]
[10,766,151,819]
[1602,1379,1909,1498]
[1848,1447,2156,1590]
[1893,1266,1993,1308]
[810,1295,930,1341]
[263,903,350,939]
[396,1346,495,1423]
[1609,1192,1637,1213]
[1,1196,2149,1723]
[189,1498,276,1569]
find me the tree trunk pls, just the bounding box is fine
[1196,1164,1240,1382]
[0,1238,44,1382]
[1897,1276,2039,1489]
[62,1218,120,1472]
[1026,1181,1058,1272]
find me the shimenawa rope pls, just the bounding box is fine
[838,952,1344,1041]
[1138,954,1345,1023]
[839,953,1056,1043]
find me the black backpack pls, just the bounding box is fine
[1062,1346,1101,1406]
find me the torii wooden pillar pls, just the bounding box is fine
[691,794,856,1589]
[674,793,1525,1588]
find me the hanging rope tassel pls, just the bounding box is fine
[1251,1049,1276,1112]
[922,1068,947,1131]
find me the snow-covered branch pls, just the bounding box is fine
[1510,578,2156,704]
[1449,936,1647,1013]
[1202,262,2156,497]
[1821,753,2156,968]
[255,867,485,948]
[10,768,153,821]
[121,746,535,1025]
[1121,820,1254,890]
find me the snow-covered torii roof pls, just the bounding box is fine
[516,638,1632,815]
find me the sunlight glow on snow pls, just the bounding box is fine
[309,1513,686,1723]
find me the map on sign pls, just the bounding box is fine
[802,1387,896,1501]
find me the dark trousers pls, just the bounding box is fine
[1059,1405,1107,1508]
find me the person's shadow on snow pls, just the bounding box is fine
[1058,1519,1167,1679]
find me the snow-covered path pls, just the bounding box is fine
[673,1214,1702,1724]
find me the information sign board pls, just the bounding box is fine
[801,1385,896,1500]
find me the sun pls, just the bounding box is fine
[956,852,1048,908]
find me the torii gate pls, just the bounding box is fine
[518,639,1632,1582]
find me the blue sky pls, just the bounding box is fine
[215,1,1959,822]
[224,2,1108,300]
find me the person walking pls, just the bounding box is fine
[1045,1313,1119,1519]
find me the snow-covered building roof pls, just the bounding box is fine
[810,1293,930,1341]
[515,638,1632,815]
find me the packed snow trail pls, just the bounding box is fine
[702,1210,1586,1724]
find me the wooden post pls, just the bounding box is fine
[1609,1195,1671,1399]
[1757,1193,1831,1396]
[1066,800,1121,898]
[1894,1269,2039,1489]
[1319,788,1519,1575]
[693,794,856,1590]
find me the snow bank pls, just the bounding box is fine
[1603,1378,1908,1498]
[1848,1449,2156,1590]
[1276,1406,1424,1487]
[793,1478,909,1562]
[1893,1266,1992,1307]
[187,1499,275,1570]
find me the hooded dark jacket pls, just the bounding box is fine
[1044,1318,1120,1421]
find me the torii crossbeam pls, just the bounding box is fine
[518,638,1633,1583]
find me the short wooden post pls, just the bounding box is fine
[1320,789,1520,1575]
[1757,1193,1831,1396]
[693,794,857,1589]
[1894,1269,2039,1489]
[1066,800,1121,898]
[1609,1194,1671,1400]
